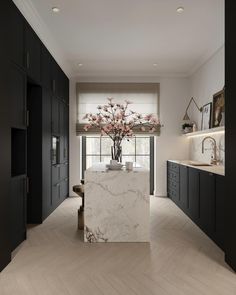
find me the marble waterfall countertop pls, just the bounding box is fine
[84,163,150,242]
[168,160,225,176]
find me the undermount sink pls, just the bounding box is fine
[188,161,212,166]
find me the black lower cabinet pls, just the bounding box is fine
[10,176,27,251]
[215,175,225,250]
[167,162,225,252]
[188,168,200,223]
[199,172,215,239]
[179,165,188,212]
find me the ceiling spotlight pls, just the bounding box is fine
[176,6,184,13]
[153,63,158,67]
[52,7,60,13]
[78,63,83,67]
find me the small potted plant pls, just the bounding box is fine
[182,123,193,134]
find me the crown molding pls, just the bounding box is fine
[187,44,225,77]
[12,0,71,77]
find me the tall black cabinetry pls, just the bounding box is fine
[0,0,69,271]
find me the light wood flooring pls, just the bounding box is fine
[0,196,235,295]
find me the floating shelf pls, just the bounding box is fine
[183,126,225,137]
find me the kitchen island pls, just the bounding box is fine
[84,164,150,242]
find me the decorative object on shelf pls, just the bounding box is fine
[192,122,198,132]
[125,161,133,171]
[212,87,225,127]
[201,102,212,130]
[183,97,203,121]
[182,122,193,134]
[83,98,161,162]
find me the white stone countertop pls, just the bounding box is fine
[168,160,225,176]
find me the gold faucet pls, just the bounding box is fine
[201,136,219,165]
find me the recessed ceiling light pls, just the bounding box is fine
[176,6,184,13]
[78,63,83,67]
[52,7,60,13]
[153,63,158,67]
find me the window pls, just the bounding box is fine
[82,136,154,194]
[76,83,160,135]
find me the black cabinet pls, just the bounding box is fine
[167,161,179,204]
[9,2,24,67]
[52,182,60,208]
[51,59,60,98]
[10,176,26,251]
[199,171,215,238]
[42,88,52,219]
[167,162,225,250]
[10,65,26,129]
[60,178,69,200]
[52,96,60,135]
[59,102,69,163]
[215,175,225,250]
[25,23,41,83]
[41,45,52,90]
[179,165,188,212]
[188,168,200,223]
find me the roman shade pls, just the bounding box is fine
[76,83,160,135]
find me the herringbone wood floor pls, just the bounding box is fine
[0,196,235,295]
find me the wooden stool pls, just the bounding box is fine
[73,182,84,230]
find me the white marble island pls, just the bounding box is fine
[84,164,150,242]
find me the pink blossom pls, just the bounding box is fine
[141,126,146,132]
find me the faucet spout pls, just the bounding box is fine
[201,136,218,165]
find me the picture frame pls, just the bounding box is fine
[212,88,225,128]
[201,102,212,130]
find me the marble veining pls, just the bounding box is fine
[84,165,150,242]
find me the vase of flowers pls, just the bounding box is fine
[83,98,161,162]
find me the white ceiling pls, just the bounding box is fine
[14,0,224,78]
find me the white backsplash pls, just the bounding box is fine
[189,133,225,165]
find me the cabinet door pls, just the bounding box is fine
[60,163,68,181]
[52,183,60,208]
[52,165,60,185]
[60,178,69,200]
[188,168,200,223]
[52,96,59,135]
[25,23,41,83]
[41,45,52,90]
[51,59,60,98]
[215,175,225,250]
[199,171,215,238]
[179,165,188,212]
[9,2,24,67]
[59,102,69,163]
[10,176,26,251]
[42,88,52,219]
[10,65,26,129]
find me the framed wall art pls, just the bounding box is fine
[212,87,225,127]
[201,102,212,130]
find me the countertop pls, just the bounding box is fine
[168,160,225,176]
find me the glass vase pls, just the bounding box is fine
[111,145,122,163]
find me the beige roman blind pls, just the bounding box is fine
[76,83,160,135]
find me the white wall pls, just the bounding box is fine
[188,45,225,164]
[69,76,190,197]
